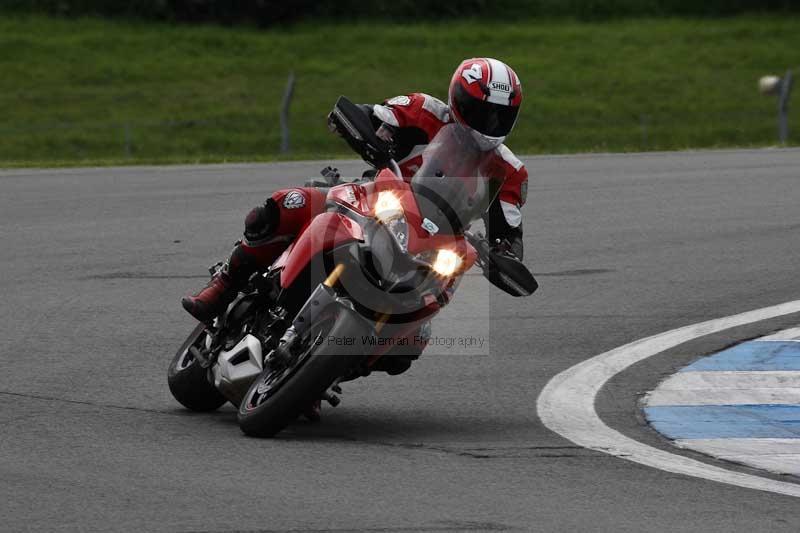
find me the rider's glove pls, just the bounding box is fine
[491,235,524,261]
[376,123,395,143]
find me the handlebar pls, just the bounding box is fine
[464,230,492,269]
[388,159,402,178]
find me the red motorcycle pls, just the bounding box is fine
[168,97,537,437]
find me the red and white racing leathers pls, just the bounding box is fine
[183,92,530,328]
[372,92,528,235]
[234,92,529,275]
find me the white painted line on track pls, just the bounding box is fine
[674,438,800,457]
[761,327,800,340]
[646,386,800,406]
[645,371,800,406]
[536,300,800,498]
[654,370,800,390]
[673,439,800,476]
[719,455,800,477]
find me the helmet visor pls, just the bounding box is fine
[453,84,519,137]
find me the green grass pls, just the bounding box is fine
[0,14,798,166]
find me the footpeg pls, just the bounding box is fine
[188,346,211,369]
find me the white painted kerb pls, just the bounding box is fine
[536,300,800,498]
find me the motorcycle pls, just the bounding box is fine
[168,96,538,437]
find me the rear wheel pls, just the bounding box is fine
[237,309,367,438]
[168,324,227,412]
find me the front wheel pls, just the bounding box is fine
[237,308,368,438]
[168,323,227,412]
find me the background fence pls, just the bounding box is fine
[0,105,792,164]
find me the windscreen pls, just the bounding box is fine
[410,124,501,235]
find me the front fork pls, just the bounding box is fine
[271,261,434,368]
[269,263,370,362]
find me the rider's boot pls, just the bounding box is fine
[182,199,292,323]
[181,241,286,323]
[302,399,322,422]
[181,270,237,323]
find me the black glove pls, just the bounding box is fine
[490,235,524,261]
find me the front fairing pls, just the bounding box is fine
[277,139,484,307]
[277,211,364,289]
[410,123,502,235]
[327,182,370,216]
[357,170,476,273]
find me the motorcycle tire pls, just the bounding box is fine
[237,308,367,438]
[168,323,228,412]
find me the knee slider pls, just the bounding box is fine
[243,198,280,244]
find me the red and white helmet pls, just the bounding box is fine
[448,58,523,151]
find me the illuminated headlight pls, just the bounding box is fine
[384,216,408,252]
[374,191,403,221]
[374,191,408,252]
[431,249,462,277]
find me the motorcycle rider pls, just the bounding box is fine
[182,57,529,363]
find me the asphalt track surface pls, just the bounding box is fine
[1,149,799,532]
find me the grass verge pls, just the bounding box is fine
[0,14,798,166]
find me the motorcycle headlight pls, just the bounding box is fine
[374,191,408,252]
[374,191,403,222]
[384,216,408,252]
[431,249,462,277]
